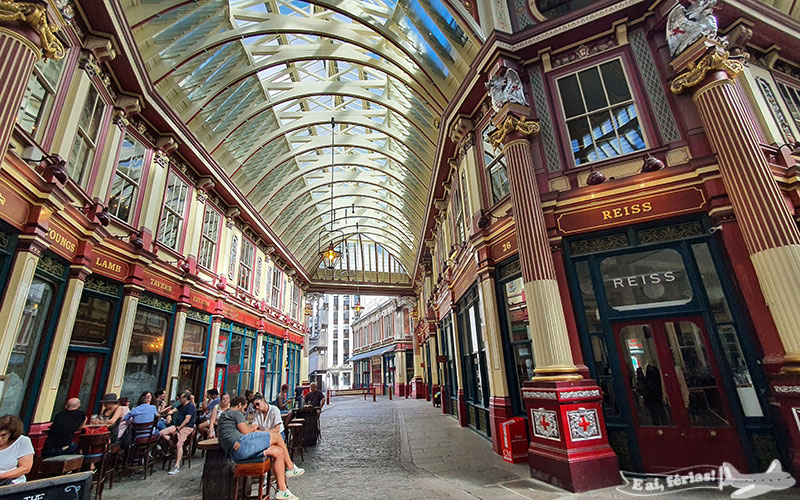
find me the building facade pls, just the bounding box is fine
[350,297,415,396]
[404,0,800,489]
[0,1,309,427]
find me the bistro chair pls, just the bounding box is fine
[161,427,196,471]
[126,417,159,479]
[233,455,273,500]
[78,431,111,500]
[286,422,304,463]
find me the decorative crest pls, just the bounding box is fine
[0,1,65,59]
[489,115,540,149]
[485,68,528,112]
[670,47,744,93]
[667,0,723,57]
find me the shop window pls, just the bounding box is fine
[0,277,55,416]
[198,205,221,270]
[182,321,206,356]
[17,56,67,140]
[121,307,170,402]
[68,84,107,185]
[692,244,762,417]
[500,276,535,389]
[157,170,189,251]
[108,133,146,223]
[241,337,253,393]
[618,324,673,426]
[72,295,114,345]
[557,59,646,166]
[480,127,510,203]
[777,81,800,131]
[238,239,255,291]
[600,248,692,311]
[271,268,282,308]
[217,331,229,364]
[226,334,243,396]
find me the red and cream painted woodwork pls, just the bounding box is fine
[490,100,620,491]
[490,104,579,381]
[0,2,64,158]
[672,41,800,474]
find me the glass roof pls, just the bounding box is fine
[124,0,479,278]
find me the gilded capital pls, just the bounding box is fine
[670,47,744,94]
[489,114,540,149]
[0,0,65,59]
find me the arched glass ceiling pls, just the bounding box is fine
[124,0,479,279]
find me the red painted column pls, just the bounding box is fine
[490,103,619,492]
[672,43,800,475]
[0,2,65,158]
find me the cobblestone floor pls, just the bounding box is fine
[104,396,797,500]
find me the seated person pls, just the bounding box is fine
[125,392,159,438]
[197,388,220,439]
[207,393,230,439]
[217,396,303,500]
[159,391,196,476]
[304,384,325,408]
[0,415,34,485]
[253,394,284,439]
[276,385,290,412]
[97,393,129,443]
[42,398,86,457]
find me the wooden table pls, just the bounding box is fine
[198,438,236,500]
[39,454,84,478]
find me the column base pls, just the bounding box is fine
[770,373,800,478]
[430,384,440,407]
[522,379,620,492]
[410,378,425,399]
[489,396,514,455]
[457,390,467,427]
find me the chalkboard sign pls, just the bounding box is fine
[0,472,92,500]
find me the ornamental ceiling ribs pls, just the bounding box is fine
[122,0,479,282]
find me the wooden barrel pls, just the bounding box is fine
[198,439,235,500]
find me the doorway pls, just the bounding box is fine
[178,358,204,398]
[613,317,746,472]
[54,353,104,416]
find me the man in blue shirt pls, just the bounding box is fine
[159,391,196,475]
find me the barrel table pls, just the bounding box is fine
[197,438,236,500]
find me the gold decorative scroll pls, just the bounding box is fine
[489,115,540,149]
[0,1,65,59]
[670,47,744,94]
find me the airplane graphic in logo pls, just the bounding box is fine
[722,460,796,498]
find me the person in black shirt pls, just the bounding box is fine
[304,384,324,408]
[42,398,86,457]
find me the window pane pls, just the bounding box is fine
[575,261,601,331]
[578,67,607,112]
[600,60,631,105]
[612,104,645,154]
[567,117,595,165]
[0,278,55,416]
[17,76,48,135]
[182,321,206,355]
[558,74,585,118]
[121,308,169,402]
[619,324,672,426]
[489,157,510,203]
[601,249,692,311]
[72,295,114,345]
[589,110,619,160]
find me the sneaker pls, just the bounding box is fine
[286,467,305,478]
[275,490,298,500]
[168,466,180,475]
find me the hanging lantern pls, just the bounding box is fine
[321,243,341,269]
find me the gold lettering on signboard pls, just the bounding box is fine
[149,277,173,293]
[601,201,652,221]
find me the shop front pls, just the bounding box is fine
[439,315,458,417]
[495,258,535,417]
[54,273,124,416]
[261,334,283,402]
[382,352,395,395]
[285,341,301,393]
[178,309,212,398]
[565,219,777,473]
[218,321,257,398]
[456,285,490,436]
[0,253,69,425]
[120,292,176,403]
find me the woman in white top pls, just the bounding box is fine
[0,415,34,485]
[208,393,230,439]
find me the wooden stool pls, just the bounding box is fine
[289,419,306,454]
[39,454,84,478]
[233,455,273,500]
[287,423,304,463]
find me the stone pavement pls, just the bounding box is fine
[105,396,798,500]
